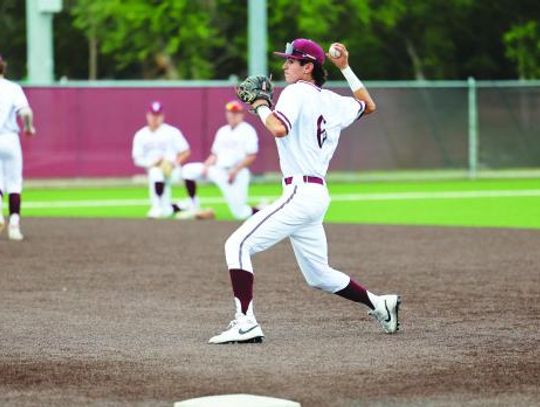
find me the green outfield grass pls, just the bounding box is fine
[6,178,540,229]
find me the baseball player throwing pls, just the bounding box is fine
[209,39,400,344]
[0,54,36,241]
[132,101,191,218]
[181,100,261,220]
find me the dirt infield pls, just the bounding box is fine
[1,218,539,407]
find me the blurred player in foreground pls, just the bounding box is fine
[209,39,400,344]
[132,101,191,218]
[0,54,36,241]
[180,100,262,220]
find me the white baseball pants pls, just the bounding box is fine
[147,165,182,215]
[224,176,350,293]
[182,162,252,220]
[0,133,23,194]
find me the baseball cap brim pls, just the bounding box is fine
[273,52,316,62]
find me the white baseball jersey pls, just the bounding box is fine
[0,78,30,194]
[0,78,29,135]
[211,121,258,169]
[225,79,367,295]
[273,80,365,178]
[132,123,189,168]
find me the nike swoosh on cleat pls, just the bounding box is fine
[384,301,392,323]
[238,325,259,335]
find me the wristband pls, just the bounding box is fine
[341,66,364,92]
[254,104,272,124]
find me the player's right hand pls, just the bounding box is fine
[228,168,238,184]
[327,42,349,70]
[202,165,210,177]
[23,126,36,137]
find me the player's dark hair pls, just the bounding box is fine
[0,56,6,75]
[300,59,327,87]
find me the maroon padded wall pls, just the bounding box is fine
[22,86,280,178]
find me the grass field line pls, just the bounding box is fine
[23,189,540,209]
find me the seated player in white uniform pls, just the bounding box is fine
[181,100,261,220]
[0,54,36,241]
[132,101,191,218]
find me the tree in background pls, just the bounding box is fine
[0,0,27,79]
[4,0,540,80]
[504,21,540,79]
[70,0,220,79]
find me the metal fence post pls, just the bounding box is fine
[26,0,63,83]
[468,77,479,179]
[248,0,268,76]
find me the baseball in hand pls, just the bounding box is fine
[329,45,342,59]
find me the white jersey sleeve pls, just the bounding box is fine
[242,123,258,155]
[0,80,30,134]
[322,90,366,130]
[171,127,190,154]
[210,127,225,156]
[131,130,149,168]
[14,84,30,112]
[273,84,304,134]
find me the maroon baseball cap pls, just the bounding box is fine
[148,101,164,115]
[273,38,325,65]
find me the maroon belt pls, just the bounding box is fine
[284,176,324,185]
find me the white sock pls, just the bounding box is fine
[9,213,20,226]
[367,291,380,309]
[234,297,256,320]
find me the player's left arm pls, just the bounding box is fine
[17,106,36,136]
[175,149,191,166]
[236,75,288,138]
[327,42,376,115]
[252,100,288,138]
[173,129,191,165]
[228,153,257,183]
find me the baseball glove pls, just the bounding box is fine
[158,159,175,178]
[236,75,273,107]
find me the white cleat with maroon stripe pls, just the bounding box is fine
[368,294,401,334]
[208,313,264,344]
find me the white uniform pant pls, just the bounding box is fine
[147,165,182,215]
[0,133,23,194]
[224,177,350,293]
[182,162,252,220]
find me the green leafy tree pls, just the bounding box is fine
[6,0,540,81]
[0,0,27,79]
[504,21,540,79]
[71,0,220,79]
[267,0,476,80]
